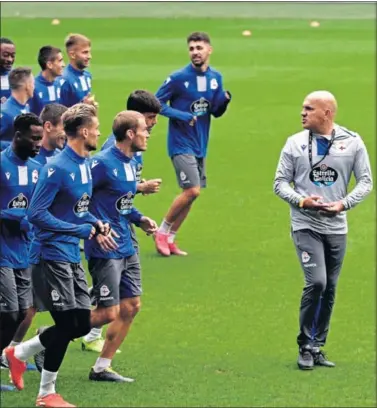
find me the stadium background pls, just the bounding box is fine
[1,2,376,407]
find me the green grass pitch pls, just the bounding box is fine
[1,5,375,407]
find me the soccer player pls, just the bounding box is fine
[0,37,16,104]
[85,110,157,382]
[0,67,35,150]
[273,90,373,370]
[34,103,68,164]
[1,104,69,374]
[81,90,162,352]
[60,34,97,108]
[30,46,65,116]
[154,32,231,257]
[5,104,116,407]
[0,113,43,391]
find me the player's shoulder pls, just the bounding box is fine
[287,129,308,143]
[28,157,43,170]
[90,150,109,169]
[334,124,360,139]
[208,66,223,78]
[83,70,92,79]
[167,65,192,81]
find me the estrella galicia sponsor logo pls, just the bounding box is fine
[309,164,338,187]
[74,192,90,217]
[116,191,134,214]
[8,193,28,209]
[190,97,210,116]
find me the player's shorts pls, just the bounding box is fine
[31,262,48,313]
[128,223,139,253]
[88,254,142,308]
[41,260,91,312]
[0,267,32,312]
[171,154,207,189]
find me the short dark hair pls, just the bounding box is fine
[13,113,42,136]
[126,90,161,114]
[38,46,62,70]
[8,67,32,90]
[62,103,97,138]
[0,37,14,45]
[40,103,68,126]
[187,32,211,44]
[112,110,144,143]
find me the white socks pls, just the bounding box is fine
[14,335,45,362]
[93,357,111,373]
[167,231,176,244]
[39,369,57,397]
[84,328,103,343]
[158,219,172,234]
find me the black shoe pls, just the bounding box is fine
[0,354,9,369]
[312,348,335,367]
[297,345,314,370]
[33,326,49,373]
[89,367,134,383]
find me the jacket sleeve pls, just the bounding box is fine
[211,74,231,118]
[155,76,194,123]
[273,138,303,206]
[28,166,93,238]
[341,137,373,210]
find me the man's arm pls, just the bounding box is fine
[126,207,143,227]
[341,138,373,210]
[273,139,303,207]
[59,80,78,108]
[28,166,92,238]
[155,76,194,123]
[211,74,231,118]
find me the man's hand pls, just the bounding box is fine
[300,195,329,210]
[139,216,158,235]
[225,91,231,100]
[318,201,345,216]
[88,226,96,240]
[95,228,120,252]
[138,179,162,195]
[95,220,111,236]
[189,116,197,126]
[82,93,99,108]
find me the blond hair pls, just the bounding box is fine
[65,33,91,50]
[62,103,97,138]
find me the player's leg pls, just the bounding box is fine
[90,254,141,382]
[311,233,347,367]
[292,229,327,370]
[155,154,201,256]
[5,269,39,371]
[0,267,21,390]
[36,262,91,407]
[168,157,206,255]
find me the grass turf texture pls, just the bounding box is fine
[0,15,375,408]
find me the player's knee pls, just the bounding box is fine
[72,309,91,338]
[312,278,326,293]
[183,186,201,201]
[120,298,141,320]
[17,309,28,325]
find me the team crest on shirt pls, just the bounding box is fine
[113,169,118,177]
[8,193,28,209]
[115,191,134,214]
[301,251,310,263]
[32,169,39,184]
[5,172,11,180]
[74,192,90,217]
[309,163,338,187]
[190,97,210,116]
[1,96,7,104]
[210,78,218,90]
